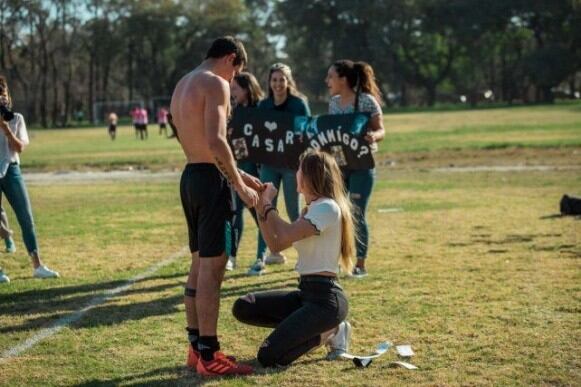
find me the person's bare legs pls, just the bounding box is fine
[196,253,228,335]
[185,252,200,329]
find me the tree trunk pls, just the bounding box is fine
[569,75,576,99]
[400,82,408,107]
[50,53,59,127]
[39,28,49,128]
[426,84,436,106]
[88,52,95,123]
[128,42,134,101]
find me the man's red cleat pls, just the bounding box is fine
[186,346,199,368]
[187,346,237,369]
[196,351,254,376]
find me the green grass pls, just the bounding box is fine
[21,102,581,171]
[0,104,580,385]
[0,171,579,386]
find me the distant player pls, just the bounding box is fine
[107,112,118,140]
[157,107,169,136]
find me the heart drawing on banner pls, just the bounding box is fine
[264,121,278,132]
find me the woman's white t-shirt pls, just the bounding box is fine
[0,113,29,177]
[293,197,342,275]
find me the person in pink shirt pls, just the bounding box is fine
[139,107,149,140]
[131,106,141,139]
[157,107,169,137]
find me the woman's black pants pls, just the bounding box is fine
[232,275,348,367]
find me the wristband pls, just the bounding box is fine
[264,207,278,221]
[259,204,274,221]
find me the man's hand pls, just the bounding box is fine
[240,171,265,192]
[260,183,278,203]
[236,183,259,208]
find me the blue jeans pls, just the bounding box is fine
[342,168,375,259]
[233,161,259,257]
[257,165,300,259]
[0,163,39,254]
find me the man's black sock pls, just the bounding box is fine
[198,336,220,361]
[186,327,199,350]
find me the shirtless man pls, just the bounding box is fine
[170,36,261,376]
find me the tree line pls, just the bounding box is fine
[0,0,579,127]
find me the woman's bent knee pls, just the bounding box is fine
[232,294,255,323]
[257,345,280,368]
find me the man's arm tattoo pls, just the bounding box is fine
[214,157,236,185]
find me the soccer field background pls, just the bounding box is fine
[0,103,579,386]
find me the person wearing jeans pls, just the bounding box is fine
[0,201,15,253]
[0,75,59,284]
[325,60,386,278]
[226,72,264,271]
[248,63,311,275]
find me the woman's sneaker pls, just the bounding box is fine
[325,321,352,360]
[352,267,368,278]
[4,237,15,253]
[196,351,253,376]
[33,265,60,279]
[0,269,9,283]
[225,256,236,271]
[264,252,286,265]
[247,259,265,276]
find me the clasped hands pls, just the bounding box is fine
[236,172,277,216]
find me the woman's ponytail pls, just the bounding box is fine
[354,61,383,106]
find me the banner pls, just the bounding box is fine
[228,107,375,170]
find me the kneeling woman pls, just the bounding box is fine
[232,150,355,367]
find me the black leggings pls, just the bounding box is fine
[232,275,348,367]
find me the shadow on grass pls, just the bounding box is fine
[540,213,581,220]
[0,272,297,334]
[73,359,286,386]
[0,271,186,309]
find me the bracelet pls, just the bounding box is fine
[258,204,273,221]
[264,207,278,221]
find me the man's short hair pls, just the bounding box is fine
[206,36,247,67]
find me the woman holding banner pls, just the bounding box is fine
[226,72,264,271]
[233,150,354,366]
[325,60,385,278]
[247,63,311,276]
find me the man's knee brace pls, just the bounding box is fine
[184,287,197,298]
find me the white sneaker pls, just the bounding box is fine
[247,259,265,276]
[0,270,9,283]
[325,321,352,360]
[33,265,60,279]
[225,256,236,271]
[264,252,286,265]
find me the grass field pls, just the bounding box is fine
[0,103,580,386]
[22,102,581,171]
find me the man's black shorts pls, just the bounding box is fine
[180,163,238,257]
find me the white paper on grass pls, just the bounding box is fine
[338,341,391,360]
[396,344,414,357]
[390,361,418,370]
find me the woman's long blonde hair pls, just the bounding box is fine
[299,149,355,273]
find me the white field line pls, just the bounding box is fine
[0,246,188,362]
